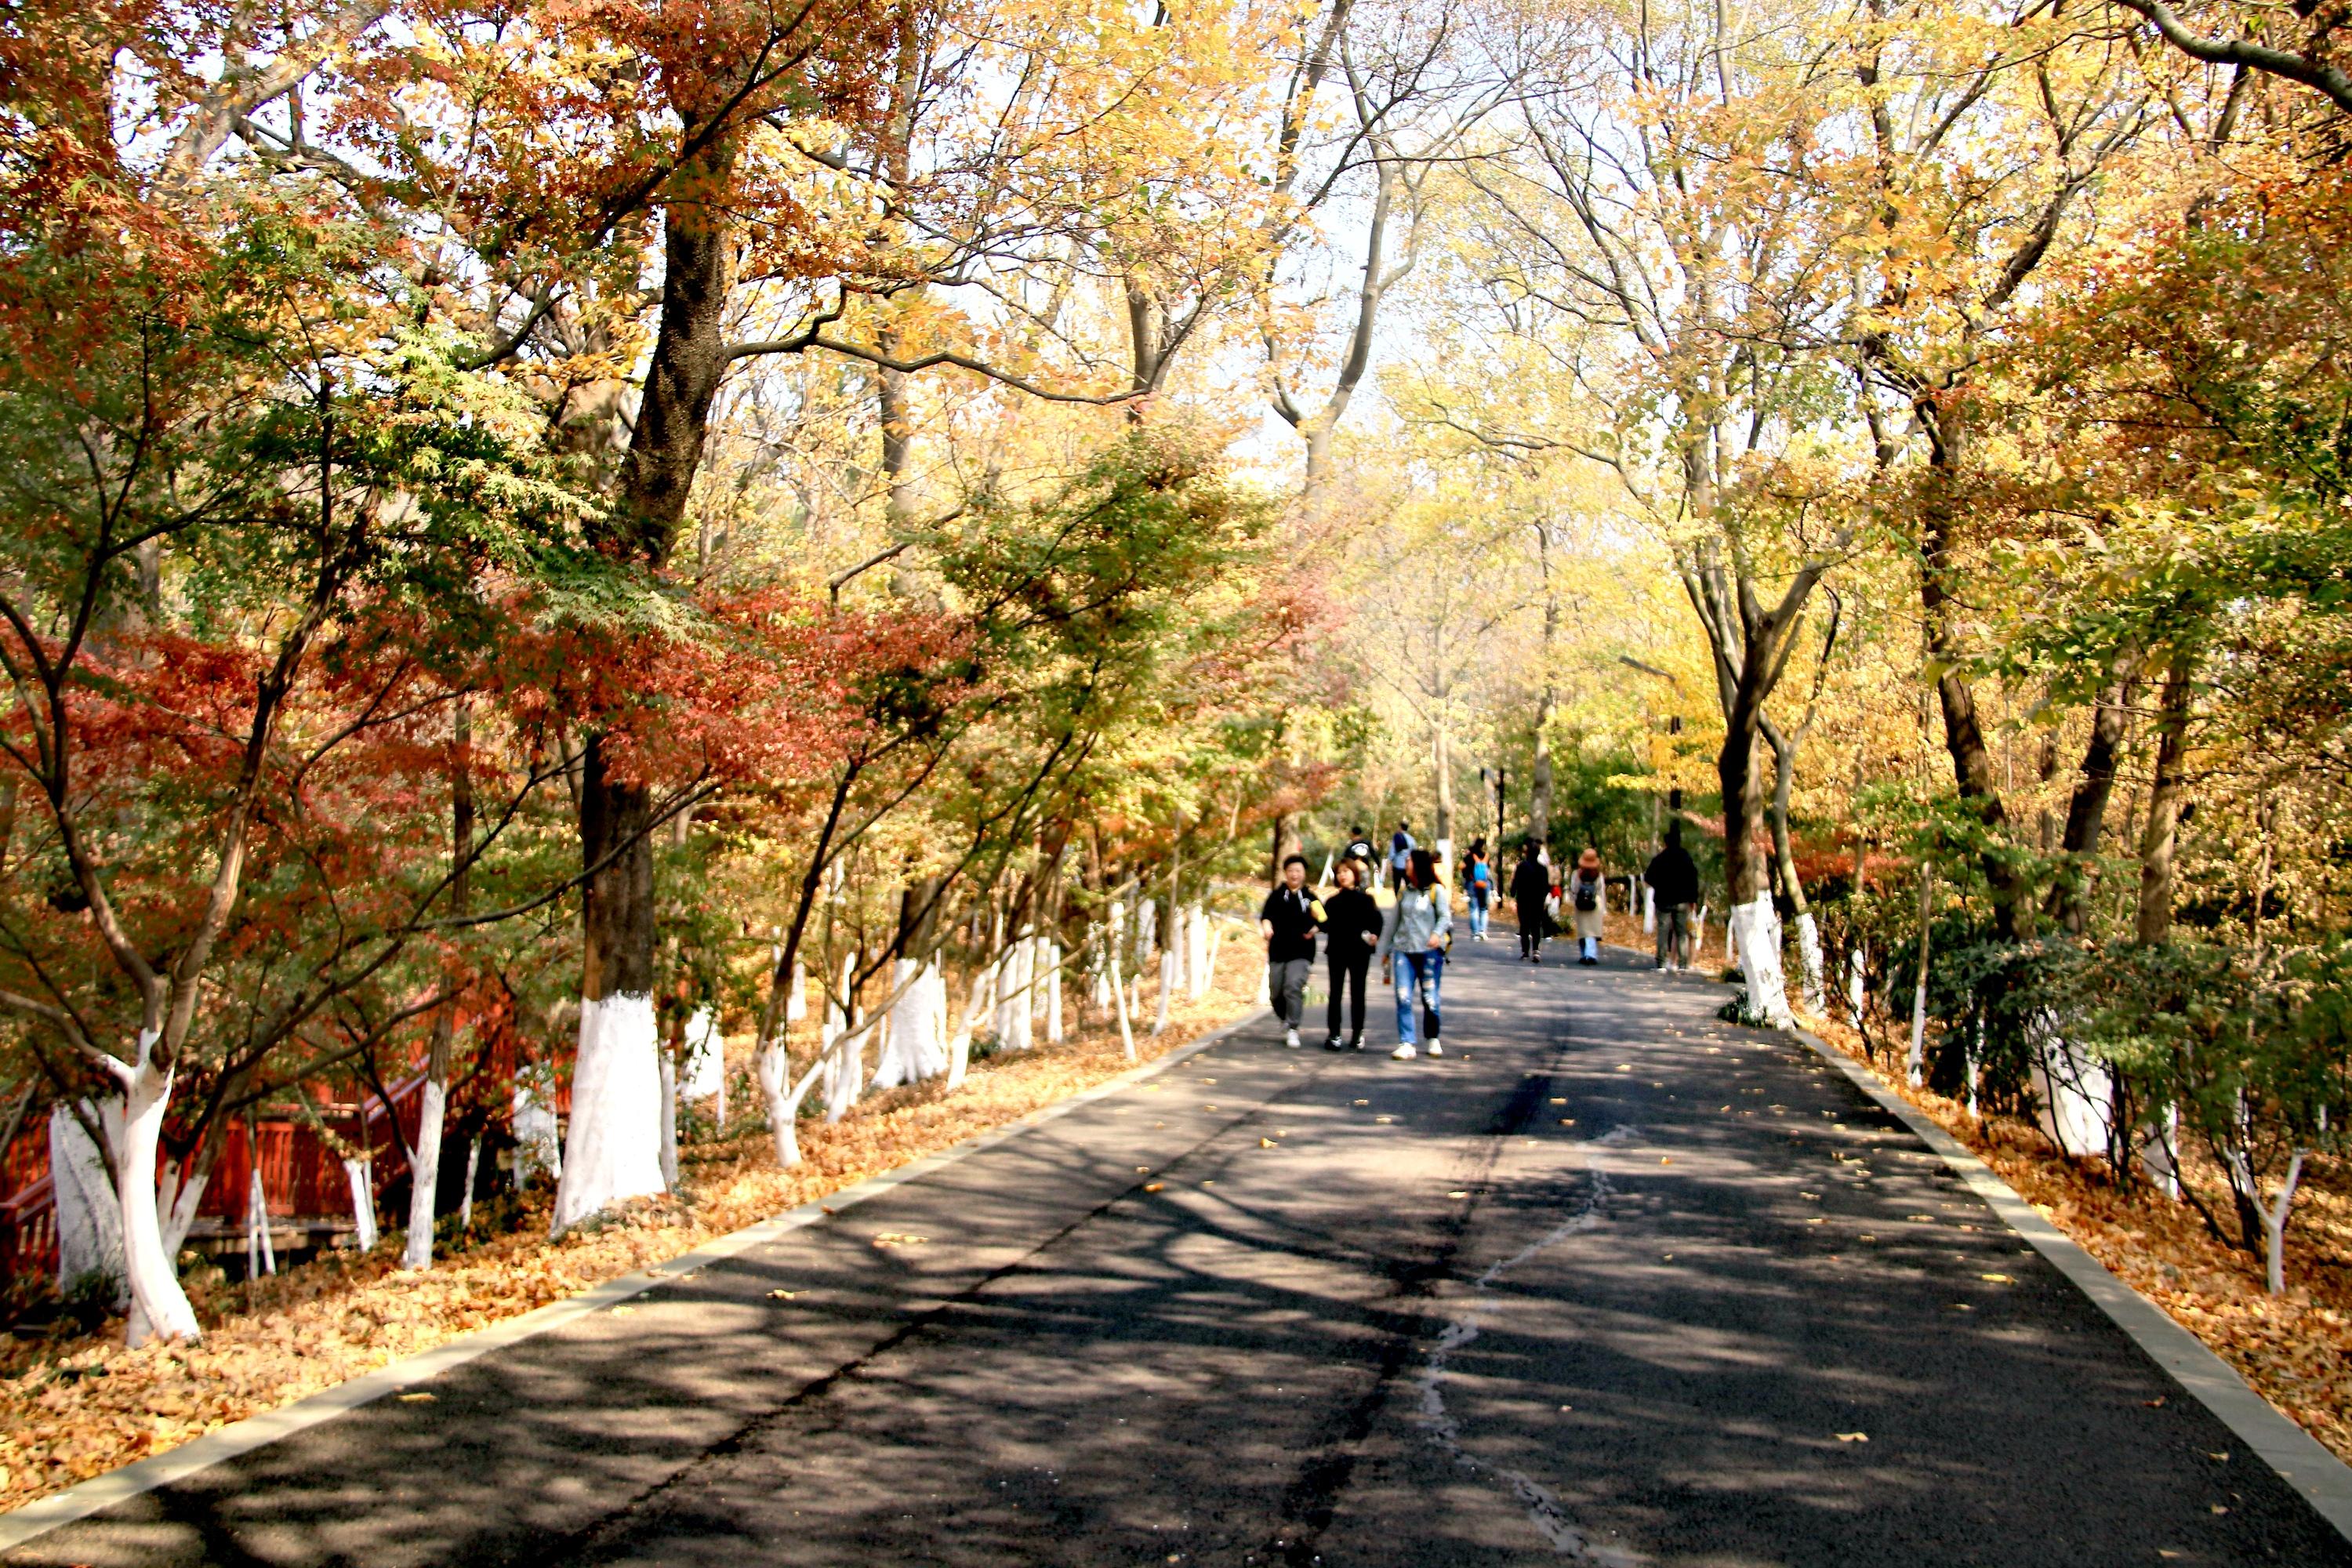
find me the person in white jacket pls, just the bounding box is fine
[1377,848,1451,1060]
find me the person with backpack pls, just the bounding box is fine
[1388,821,1416,887]
[1377,848,1451,1058]
[1464,842,1495,940]
[1568,846,1607,964]
[1508,840,1552,963]
[1644,822,1701,971]
[1258,855,1323,1047]
[1319,858,1382,1050]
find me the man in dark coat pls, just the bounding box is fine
[1644,822,1701,971]
[1509,840,1553,964]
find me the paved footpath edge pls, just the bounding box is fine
[1795,1019,2352,1547]
[0,1007,1270,1555]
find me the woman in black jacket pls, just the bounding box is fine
[1509,841,1553,963]
[1320,859,1382,1049]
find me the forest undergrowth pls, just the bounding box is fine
[0,972,1265,1514]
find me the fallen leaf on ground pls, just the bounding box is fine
[1835,1432,1868,1443]
[1142,1182,1164,1193]
[872,1233,929,1248]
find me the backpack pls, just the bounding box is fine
[1573,873,1599,913]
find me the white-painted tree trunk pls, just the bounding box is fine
[513,1065,563,1187]
[657,1048,680,1191]
[1090,930,1110,1014]
[116,1049,202,1347]
[246,1160,277,1277]
[1794,913,1826,1014]
[551,992,666,1232]
[1693,905,1709,960]
[1045,940,1065,1043]
[754,1036,831,1170]
[875,957,949,1088]
[401,1077,447,1270]
[459,1138,479,1231]
[946,967,998,1091]
[52,1103,125,1302]
[681,1008,722,1100]
[1846,944,1867,1022]
[825,1013,866,1123]
[1186,904,1209,1000]
[2030,1011,2114,1158]
[1643,883,1655,934]
[1152,949,1174,1036]
[786,961,807,1023]
[344,1155,378,1251]
[1907,948,1931,1089]
[1729,895,1795,1028]
[1205,920,1223,993]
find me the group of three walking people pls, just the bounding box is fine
[1258,841,1453,1060]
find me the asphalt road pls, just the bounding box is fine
[16,938,2350,1567]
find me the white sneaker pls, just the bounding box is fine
[1390,1043,1417,1060]
[1426,1041,1443,1057]
[1285,1029,1301,1049]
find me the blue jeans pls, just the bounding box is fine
[1468,895,1490,937]
[1395,949,1443,1045]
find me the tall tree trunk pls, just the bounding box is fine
[404,701,471,1270]
[1433,721,1454,865]
[555,129,739,1234]
[1915,444,2031,939]
[2136,654,2197,946]
[1762,715,1824,1013]
[1530,524,1556,856]
[2048,673,2132,935]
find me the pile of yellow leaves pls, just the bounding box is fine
[0,972,1264,1515]
[1805,1009,2352,1467]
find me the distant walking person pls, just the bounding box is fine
[1510,841,1552,962]
[1645,823,1700,971]
[1465,843,1495,940]
[1319,859,1381,1050]
[1388,820,1415,887]
[1377,848,1451,1059]
[1259,855,1323,1047]
[1569,847,1607,965]
[1344,825,1377,876]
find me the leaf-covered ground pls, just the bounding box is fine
[0,971,1265,1515]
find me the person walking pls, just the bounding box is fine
[1464,844,1495,940]
[1569,846,1607,965]
[1509,840,1551,963]
[1388,821,1415,888]
[1259,855,1323,1047]
[1377,848,1451,1058]
[1644,823,1701,971]
[1319,859,1381,1050]
[1345,825,1377,871]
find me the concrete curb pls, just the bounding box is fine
[1795,1023,2352,1547]
[0,1007,1270,1552]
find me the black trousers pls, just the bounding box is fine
[1327,949,1371,1039]
[1519,912,1546,958]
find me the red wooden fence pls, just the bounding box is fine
[0,1074,433,1287]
